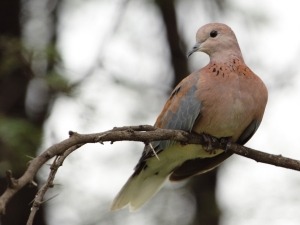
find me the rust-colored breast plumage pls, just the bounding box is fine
[193,57,268,142]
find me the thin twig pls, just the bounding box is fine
[26,144,82,225]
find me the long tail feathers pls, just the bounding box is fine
[111,172,167,211]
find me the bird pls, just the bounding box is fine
[111,23,268,211]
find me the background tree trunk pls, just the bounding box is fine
[0,0,60,224]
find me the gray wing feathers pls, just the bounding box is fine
[164,85,201,132]
[133,84,202,174]
[155,85,201,151]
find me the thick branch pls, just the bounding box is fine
[0,125,299,217]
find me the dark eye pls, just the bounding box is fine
[210,30,218,38]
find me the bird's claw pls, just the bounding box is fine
[202,133,218,154]
[202,134,232,154]
[219,137,232,152]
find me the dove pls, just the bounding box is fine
[111,23,268,211]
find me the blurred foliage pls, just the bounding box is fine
[0,115,42,174]
[0,36,70,95]
[45,43,62,66]
[34,44,72,95]
[0,35,70,173]
[46,71,72,95]
[0,36,31,78]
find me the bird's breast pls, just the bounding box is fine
[193,65,262,141]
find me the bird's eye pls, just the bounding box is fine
[210,30,218,38]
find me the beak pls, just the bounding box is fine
[187,43,201,58]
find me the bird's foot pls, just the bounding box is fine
[202,134,232,154]
[219,137,232,152]
[202,133,218,154]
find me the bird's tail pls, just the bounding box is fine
[111,171,168,211]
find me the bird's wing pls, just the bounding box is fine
[133,73,202,175]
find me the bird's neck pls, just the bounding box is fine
[209,50,244,65]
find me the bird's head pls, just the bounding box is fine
[188,23,243,61]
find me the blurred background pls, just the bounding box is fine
[1,0,300,224]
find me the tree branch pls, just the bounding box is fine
[26,145,79,225]
[0,125,299,223]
